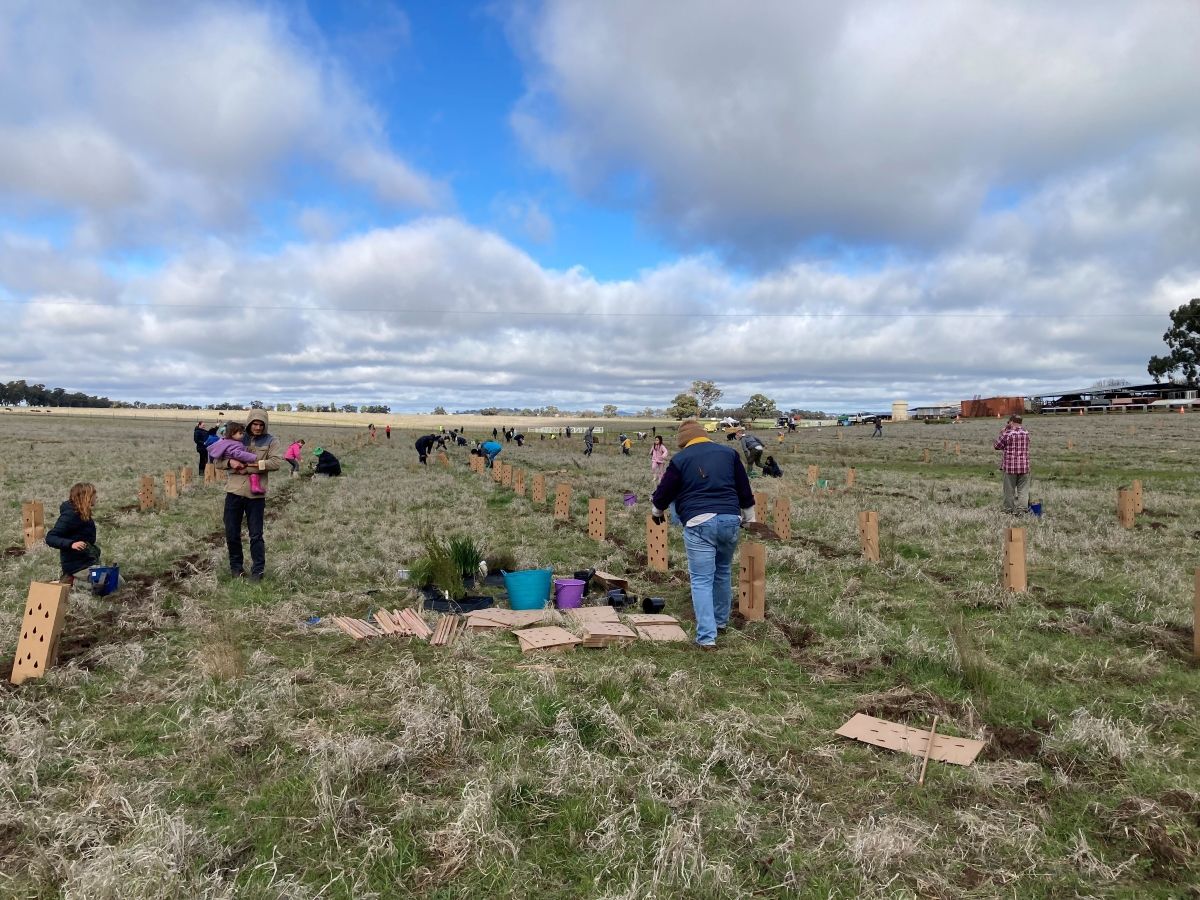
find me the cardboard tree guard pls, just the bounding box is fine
[646,515,669,572]
[773,497,791,541]
[22,501,45,550]
[11,581,71,685]
[554,483,571,521]
[588,498,606,541]
[738,541,766,621]
[532,474,546,504]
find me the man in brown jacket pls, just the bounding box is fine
[216,409,282,581]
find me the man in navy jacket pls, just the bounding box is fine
[651,420,756,648]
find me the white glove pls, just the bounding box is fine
[741,506,756,524]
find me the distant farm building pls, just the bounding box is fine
[960,396,1026,418]
[909,405,959,420]
[1031,383,1199,414]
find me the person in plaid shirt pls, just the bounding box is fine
[994,415,1031,513]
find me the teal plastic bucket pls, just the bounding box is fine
[502,568,552,610]
[554,578,586,609]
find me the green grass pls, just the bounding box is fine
[0,413,1197,897]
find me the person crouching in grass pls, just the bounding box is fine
[45,482,100,584]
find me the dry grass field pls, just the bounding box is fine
[1,412,1198,898]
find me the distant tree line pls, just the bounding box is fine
[1,380,119,408]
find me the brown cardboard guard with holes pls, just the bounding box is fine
[835,713,985,766]
[515,626,581,653]
[11,581,71,685]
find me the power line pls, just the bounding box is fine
[0,297,1164,319]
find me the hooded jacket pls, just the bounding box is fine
[45,500,98,574]
[216,409,282,498]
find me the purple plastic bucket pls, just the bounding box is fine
[623,492,637,507]
[553,578,587,609]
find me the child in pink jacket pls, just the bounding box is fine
[208,423,265,494]
[284,439,305,474]
[650,435,669,483]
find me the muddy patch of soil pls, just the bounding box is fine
[983,725,1042,761]
[2,545,25,558]
[743,521,781,541]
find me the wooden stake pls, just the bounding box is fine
[1066,438,1074,451]
[1002,527,1027,592]
[1117,488,1135,529]
[773,496,791,540]
[1132,479,1143,515]
[532,474,546,504]
[923,449,931,464]
[955,442,961,456]
[807,465,818,486]
[646,514,668,572]
[1194,569,1200,662]
[588,498,606,541]
[846,467,856,488]
[738,541,766,621]
[918,716,939,786]
[21,501,45,550]
[858,511,880,562]
[554,483,571,521]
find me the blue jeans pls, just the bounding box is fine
[682,514,742,645]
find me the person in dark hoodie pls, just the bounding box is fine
[212,409,281,581]
[415,433,440,465]
[651,421,755,649]
[313,446,342,476]
[192,424,218,480]
[45,482,101,583]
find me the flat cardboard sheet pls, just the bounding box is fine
[465,609,551,630]
[582,622,637,647]
[568,606,620,624]
[515,626,581,653]
[835,713,984,767]
[635,623,690,642]
[625,613,677,625]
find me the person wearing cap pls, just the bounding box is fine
[650,419,756,649]
[313,446,342,476]
[213,409,281,581]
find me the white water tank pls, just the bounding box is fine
[891,401,909,421]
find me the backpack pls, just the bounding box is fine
[763,455,783,478]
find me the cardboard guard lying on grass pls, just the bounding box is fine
[515,626,581,653]
[836,713,985,766]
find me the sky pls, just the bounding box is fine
[2,0,1199,413]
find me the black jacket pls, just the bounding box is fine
[415,434,438,454]
[45,500,98,574]
[314,451,341,476]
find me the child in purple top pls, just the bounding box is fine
[208,423,265,494]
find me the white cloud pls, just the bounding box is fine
[0,1,442,244]
[3,217,1195,409]
[511,0,1200,255]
